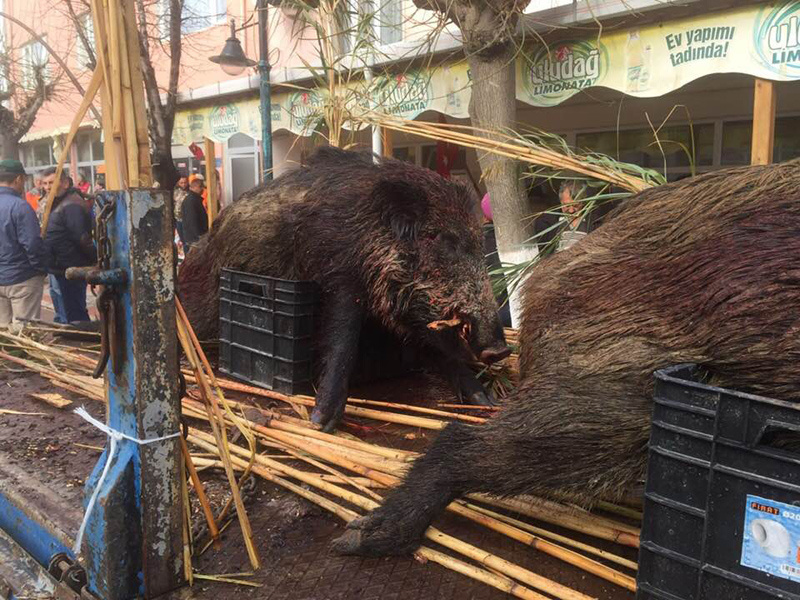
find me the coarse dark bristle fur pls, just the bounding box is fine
[179,146,491,341]
[178,146,508,428]
[332,158,800,557]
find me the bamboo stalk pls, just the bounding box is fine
[182,373,448,430]
[364,113,651,193]
[469,496,641,549]
[189,432,588,600]
[437,404,502,411]
[462,501,638,572]
[229,445,547,600]
[447,503,637,592]
[180,435,220,549]
[190,404,638,591]
[121,0,151,183]
[40,67,103,235]
[176,318,260,569]
[596,500,643,522]
[180,455,194,586]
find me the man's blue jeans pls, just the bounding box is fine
[49,274,65,324]
[51,274,90,323]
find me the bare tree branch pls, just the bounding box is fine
[11,71,54,139]
[65,0,96,70]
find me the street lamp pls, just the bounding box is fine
[209,0,273,180]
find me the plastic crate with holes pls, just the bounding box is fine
[219,269,319,396]
[637,364,800,600]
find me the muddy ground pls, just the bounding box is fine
[0,350,636,600]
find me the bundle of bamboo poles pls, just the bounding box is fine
[361,112,655,194]
[0,325,641,598]
[40,0,151,235]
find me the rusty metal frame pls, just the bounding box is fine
[0,189,184,599]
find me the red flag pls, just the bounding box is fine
[188,142,204,160]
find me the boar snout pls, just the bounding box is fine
[469,312,510,365]
[479,346,512,365]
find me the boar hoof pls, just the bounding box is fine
[311,403,345,433]
[466,388,495,407]
[331,511,420,557]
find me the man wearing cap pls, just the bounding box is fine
[41,167,96,323]
[0,159,48,328]
[181,176,208,254]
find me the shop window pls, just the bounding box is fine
[720,120,752,166]
[774,116,800,163]
[92,136,104,161]
[77,134,93,163]
[576,123,714,171]
[721,116,800,166]
[378,0,403,45]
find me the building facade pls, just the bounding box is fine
[4,0,800,207]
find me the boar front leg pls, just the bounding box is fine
[332,391,650,556]
[310,288,366,432]
[438,357,495,407]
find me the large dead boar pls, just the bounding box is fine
[178,147,510,431]
[333,159,800,556]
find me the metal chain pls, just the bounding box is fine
[92,197,117,378]
[95,198,115,272]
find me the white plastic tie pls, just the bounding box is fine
[72,406,180,554]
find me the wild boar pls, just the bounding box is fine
[332,159,800,556]
[178,147,510,431]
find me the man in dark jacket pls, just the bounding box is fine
[0,160,48,327]
[181,177,208,254]
[41,167,96,323]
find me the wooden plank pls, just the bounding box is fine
[204,138,219,226]
[382,127,393,158]
[751,78,777,165]
[122,0,152,185]
[29,392,72,409]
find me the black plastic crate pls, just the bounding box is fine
[219,269,319,395]
[638,364,800,600]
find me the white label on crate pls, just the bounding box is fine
[741,494,800,583]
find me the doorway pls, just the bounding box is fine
[226,133,259,204]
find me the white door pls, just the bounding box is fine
[225,133,259,204]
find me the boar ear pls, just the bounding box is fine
[371,179,427,241]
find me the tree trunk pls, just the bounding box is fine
[1,135,20,161]
[468,47,537,327]
[152,135,179,191]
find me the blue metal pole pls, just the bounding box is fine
[258,0,273,181]
[80,190,183,599]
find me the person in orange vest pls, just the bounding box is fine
[25,175,42,214]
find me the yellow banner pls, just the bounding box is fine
[173,1,800,144]
[517,0,800,107]
[172,62,472,143]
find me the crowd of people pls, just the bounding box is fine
[0,160,97,328]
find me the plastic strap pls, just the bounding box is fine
[72,406,180,554]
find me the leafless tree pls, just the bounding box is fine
[0,30,59,157]
[65,0,183,188]
[413,0,535,318]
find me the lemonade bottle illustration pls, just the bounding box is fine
[626,31,644,92]
[638,44,652,92]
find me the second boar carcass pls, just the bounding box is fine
[332,159,800,556]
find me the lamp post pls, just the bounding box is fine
[210,0,273,181]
